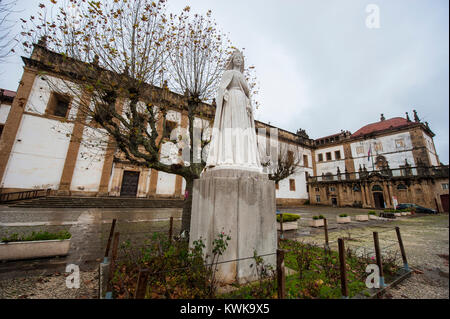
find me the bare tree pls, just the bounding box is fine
[21,0,258,235]
[267,145,302,184]
[0,0,17,63]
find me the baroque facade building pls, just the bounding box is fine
[0,43,448,211]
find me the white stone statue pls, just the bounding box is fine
[206,50,262,171]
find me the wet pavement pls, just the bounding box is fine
[0,206,181,279]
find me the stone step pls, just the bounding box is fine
[8,196,185,208]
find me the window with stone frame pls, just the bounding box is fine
[441,183,448,190]
[289,179,296,191]
[287,150,294,163]
[397,184,408,190]
[316,195,321,203]
[356,146,364,155]
[303,154,309,167]
[374,142,383,152]
[163,120,178,139]
[395,138,405,149]
[315,187,320,192]
[335,150,341,160]
[46,92,71,118]
[330,186,336,192]
[318,153,323,162]
[326,152,332,161]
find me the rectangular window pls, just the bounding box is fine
[374,142,383,152]
[326,152,332,161]
[289,179,296,191]
[46,92,71,118]
[303,154,308,167]
[315,187,320,192]
[316,195,321,203]
[318,153,323,162]
[287,150,294,163]
[163,120,178,139]
[335,150,341,160]
[395,139,405,149]
[330,187,336,192]
[443,183,449,190]
[356,146,364,155]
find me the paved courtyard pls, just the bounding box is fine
[279,206,449,299]
[0,204,448,299]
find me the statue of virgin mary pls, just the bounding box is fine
[206,50,262,171]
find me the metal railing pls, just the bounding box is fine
[0,189,49,203]
[308,165,449,183]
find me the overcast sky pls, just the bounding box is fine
[1,0,448,163]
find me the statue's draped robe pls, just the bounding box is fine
[206,70,261,170]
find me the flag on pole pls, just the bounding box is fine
[367,145,372,162]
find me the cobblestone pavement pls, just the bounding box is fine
[0,205,448,299]
[280,206,449,299]
[0,206,182,299]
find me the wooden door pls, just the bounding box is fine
[441,194,449,213]
[120,171,140,197]
[373,192,385,209]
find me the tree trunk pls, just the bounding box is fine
[181,177,194,237]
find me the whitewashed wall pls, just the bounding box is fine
[422,132,439,166]
[156,110,182,196]
[0,103,11,124]
[315,145,346,175]
[25,75,81,120]
[1,114,73,189]
[350,132,415,170]
[70,127,108,192]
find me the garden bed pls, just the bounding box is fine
[222,239,402,299]
[0,231,71,261]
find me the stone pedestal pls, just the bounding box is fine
[189,168,277,284]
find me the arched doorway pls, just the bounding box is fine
[372,185,385,209]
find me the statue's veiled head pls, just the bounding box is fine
[226,49,245,73]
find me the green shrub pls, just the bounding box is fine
[339,214,348,217]
[368,211,376,215]
[1,230,71,243]
[277,213,301,223]
[318,215,324,219]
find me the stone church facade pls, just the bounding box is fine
[308,116,449,212]
[0,43,448,211]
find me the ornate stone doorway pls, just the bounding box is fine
[372,192,385,209]
[120,171,140,197]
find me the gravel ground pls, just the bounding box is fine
[0,269,99,299]
[0,206,447,299]
[282,208,449,299]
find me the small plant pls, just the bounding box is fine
[312,215,324,220]
[276,213,301,223]
[318,215,324,219]
[1,230,71,243]
[368,211,376,215]
[339,214,348,217]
